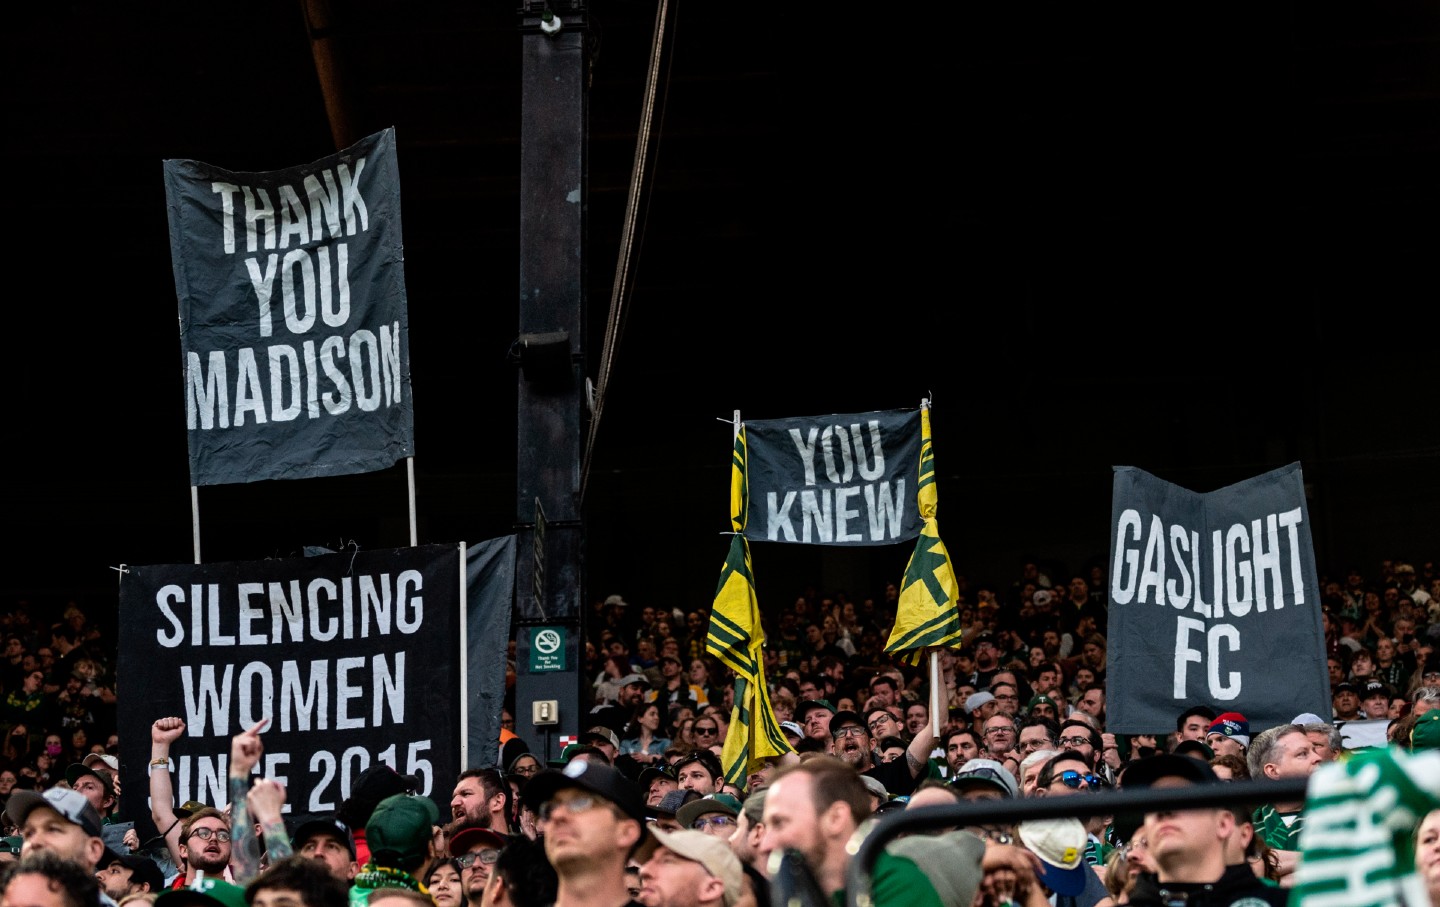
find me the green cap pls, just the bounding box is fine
[366,793,440,867]
[156,877,247,907]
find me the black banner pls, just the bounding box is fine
[165,126,414,486]
[1106,463,1330,733]
[116,545,461,829]
[741,409,922,546]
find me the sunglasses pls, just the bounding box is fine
[1052,770,1103,790]
[693,726,718,736]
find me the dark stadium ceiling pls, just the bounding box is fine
[9,1,1438,612]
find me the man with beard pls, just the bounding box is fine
[969,633,1003,690]
[97,854,165,902]
[173,806,233,887]
[8,787,122,904]
[450,769,512,835]
[829,710,935,797]
[942,729,982,778]
[760,759,941,907]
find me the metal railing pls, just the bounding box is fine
[827,777,1311,907]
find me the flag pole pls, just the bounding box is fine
[930,648,943,738]
[190,485,202,564]
[407,456,418,546]
[918,398,943,739]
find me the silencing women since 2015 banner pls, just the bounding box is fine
[1106,463,1331,734]
[164,126,414,486]
[115,544,461,830]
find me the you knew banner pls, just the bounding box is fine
[741,409,922,546]
[165,126,414,486]
[1106,463,1330,733]
[116,544,461,831]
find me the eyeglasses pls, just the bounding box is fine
[539,795,606,821]
[456,849,501,869]
[1057,735,1093,748]
[1120,838,1149,860]
[983,727,1015,737]
[1051,770,1103,790]
[975,827,1013,845]
[693,815,737,832]
[834,726,868,739]
[187,827,232,843]
[868,717,893,731]
[511,762,541,776]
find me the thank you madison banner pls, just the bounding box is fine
[165,127,414,486]
[116,544,460,830]
[742,409,923,546]
[1106,463,1331,733]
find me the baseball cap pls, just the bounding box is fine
[450,823,508,857]
[173,800,209,818]
[645,828,745,907]
[859,775,891,802]
[155,877,247,907]
[616,673,649,688]
[1018,817,1089,896]
[1411,711,1440,750]
[522,759,646,825]
[1362,681,1391,698]
[0,836,21,856]
[1333,681,1359,696]
[1120,753,1219,789]
[889,830,985,907]
[366,793,440,867]
[795,699,835,722]
[964,691,996,713]
[651,788,701,819]
[604,594,629,607]
[949,758,1017,798]
[1172,739,1216,762]
[676,793,742,830]
[638,765,676,790]
[1206,712,1251,747]
[83,752,120,773]
[347,763,420,807]
[291,813,356,859]
[582,726,622,750]
[108,853,166,893]
[5,787,106,837]
[64,762,115,797]
[1292,712,1327,726]
[1027,694,1058,713]
[829,710,864,735]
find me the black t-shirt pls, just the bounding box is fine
[864,755,923,797]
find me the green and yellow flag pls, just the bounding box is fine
[706,427,793,785]
[884,404,962,665]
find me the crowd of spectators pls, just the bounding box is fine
[0,554,1437,906]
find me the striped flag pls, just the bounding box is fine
[706,427,793,785]
[884,404,963,665]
